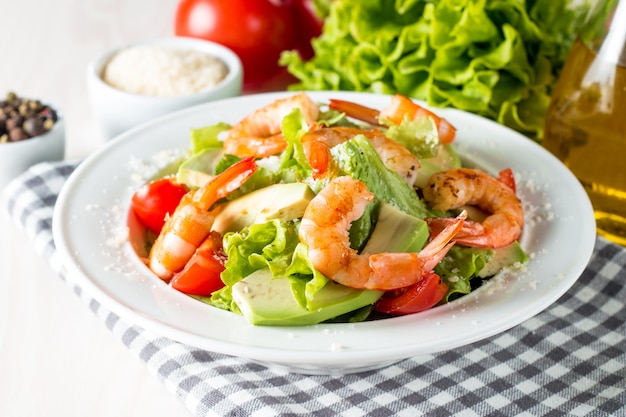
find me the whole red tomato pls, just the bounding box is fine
[288,0,324,60]
[174,0,298,89]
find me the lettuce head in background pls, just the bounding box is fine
[281,0,591,140]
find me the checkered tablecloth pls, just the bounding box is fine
[4,161,625,417]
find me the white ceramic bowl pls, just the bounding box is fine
[0,102,65,192]
[86,37,243,141]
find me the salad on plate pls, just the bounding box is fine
[129,93,528,326]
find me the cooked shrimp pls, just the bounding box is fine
[423,168,523,249]
[298,176,466,291]
[329,94,456,144]
[148,158,257,280]
[301,126,420,186]
[222,92,320,158]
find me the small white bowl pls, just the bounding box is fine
[0,104,65,193]
[86,37,243,140]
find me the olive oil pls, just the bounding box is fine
[543,7,626,245]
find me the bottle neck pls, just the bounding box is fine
[581,0,626,65]
[596,0,626,65]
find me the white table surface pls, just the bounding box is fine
[0,1,195,415]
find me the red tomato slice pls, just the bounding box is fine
[170,231,227,296]
[131,177,188,234]
[374,272,448,315]
[498,168,517,193]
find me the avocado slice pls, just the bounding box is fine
[414,144,461,189]
[478,241,528,278]
[232,269,383,326]
[175,147,224,188]
[212,182,315,234]
[361,202,429,254]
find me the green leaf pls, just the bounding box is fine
[435,246,493,302]
[384,115,439,158]
[282,0,591,141]
[190,122,229,153]
[210,219,331,311]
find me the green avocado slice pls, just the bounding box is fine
[477,241,528,278]
[212,182,315,234]
[362,202,429,254]
[232,269,383,326]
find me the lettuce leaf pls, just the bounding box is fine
[209,219,330,312]
[384,115,439,158]
[281,0,590,140]
[189,122,230,153]
[435,245,493,301]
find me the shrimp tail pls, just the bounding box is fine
[427,217,518,249]
[420,210,467,271]
[328,99,383,126]
[193,156,257,210]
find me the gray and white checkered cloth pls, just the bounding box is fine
[4,161,625,417]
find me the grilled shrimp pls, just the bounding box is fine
[423,168,523,248]
[301,126,420,185]
[298,176,466,291]
[329,94,456,144]
[148,158,257,280]
[223,92,319,158]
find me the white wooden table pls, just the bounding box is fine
[0,1,193,415]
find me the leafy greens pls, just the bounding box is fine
[280,0,590,140]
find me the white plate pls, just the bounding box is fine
[53,91,596,375]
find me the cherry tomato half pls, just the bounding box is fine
[130,177,188,234]
[174,0,298,89]
[374,272,449,315]
[170,231,227,296]
[498,168,517,193]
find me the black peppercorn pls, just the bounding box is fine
[0,92,57,143]
[5,114,24,131]
[23,117,46,137]
[9,127,28,141]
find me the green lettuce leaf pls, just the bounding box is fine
[278,108,314,180]
[435,245,493,301]
[209,219,330,312]
[190,122,229,153]
[384,115,439,158]
[281,0,590,140]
